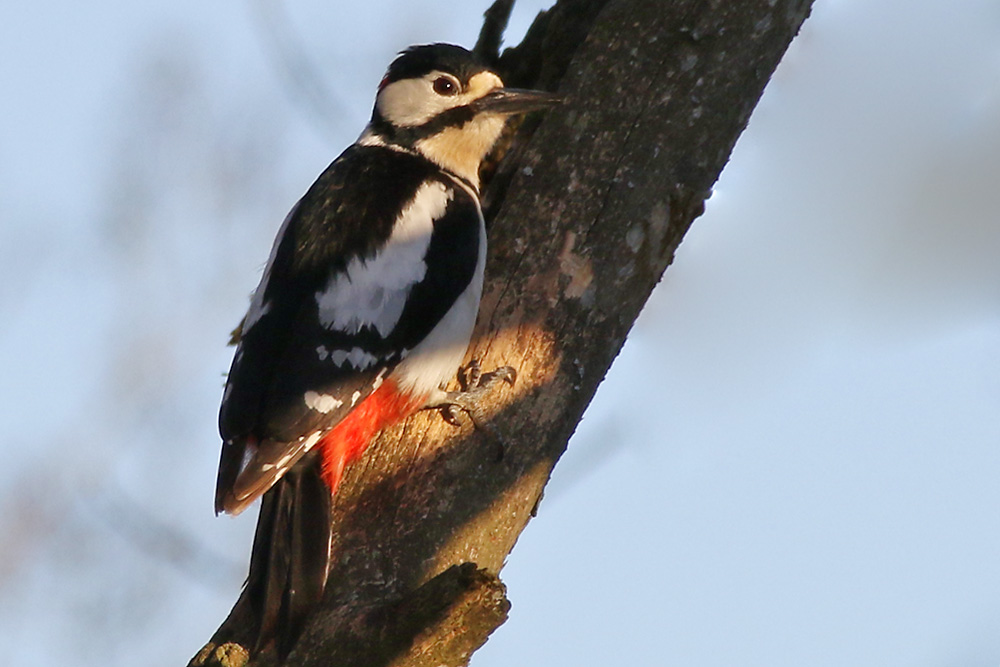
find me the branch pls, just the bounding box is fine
[191,0,813,664]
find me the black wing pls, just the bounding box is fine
[216,144,481,513]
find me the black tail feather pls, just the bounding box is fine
[244,455,332,657]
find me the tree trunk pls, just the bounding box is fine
[190,0,814,664]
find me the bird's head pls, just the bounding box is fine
[365,43,561,187]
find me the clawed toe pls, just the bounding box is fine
[430,360,517,455]
[456,361,516,393]
[439,403,465,427]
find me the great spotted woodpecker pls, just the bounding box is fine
[215,43,560,655]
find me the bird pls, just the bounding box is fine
[215,43,560,656]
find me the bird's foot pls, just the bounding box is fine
[431,361,516,460]
[438,360,516,427]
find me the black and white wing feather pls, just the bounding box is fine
[216,144,483,514]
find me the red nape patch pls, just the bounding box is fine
[318,379,425,496]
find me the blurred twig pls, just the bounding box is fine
[246,0,355,141]
[89,489,244,593]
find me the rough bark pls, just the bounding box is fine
[190,0,813,664]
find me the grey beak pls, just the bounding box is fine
[473,87,563,115]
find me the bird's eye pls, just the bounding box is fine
[432,76,458,96]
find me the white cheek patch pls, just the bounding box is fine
[375,71,503,128]
[377,76,447,127]
[316,181,453,337]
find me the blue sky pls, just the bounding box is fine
[2,1,999,665]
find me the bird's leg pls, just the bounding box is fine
[428,360,516,459]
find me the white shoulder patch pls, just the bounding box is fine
[316,181,453,337]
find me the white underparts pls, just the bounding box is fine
[392,198,487,398]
